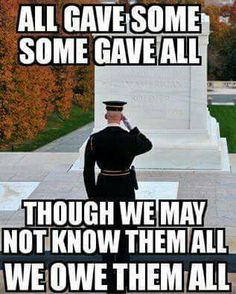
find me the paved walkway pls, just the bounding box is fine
[0,153,236,292]
[36,122,94,152]
[207,88,236,104]
[208,88,236,96]
[0,153,236,241]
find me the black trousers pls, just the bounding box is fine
[102,229,130,293]
[93,202,133,293]
[96,174,135,200]
[95,174,136,292]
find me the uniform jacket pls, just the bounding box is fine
[83,126,152,200]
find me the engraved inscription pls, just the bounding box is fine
[97,79,182,89]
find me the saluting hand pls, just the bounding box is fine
[122,115,133,131]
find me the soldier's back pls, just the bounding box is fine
[92,126,135,171]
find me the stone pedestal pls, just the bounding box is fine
[71,14,230,171]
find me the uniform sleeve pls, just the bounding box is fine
[130,127,153,156]
[83,136,96,199]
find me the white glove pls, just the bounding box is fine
[122,115,133,131]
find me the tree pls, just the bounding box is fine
[137,0,204,4]
[230,0,236,24]
[205,3,234,80]
[0,0,57,144]
[219,27,236,80]
[73,64,94,111]
[0,0,96,147]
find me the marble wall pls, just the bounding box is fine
[74,14,230,171]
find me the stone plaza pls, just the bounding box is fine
[0,152,236,292]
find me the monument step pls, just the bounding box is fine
[71,136,230,171]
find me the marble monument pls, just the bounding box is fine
[72,13,230,171]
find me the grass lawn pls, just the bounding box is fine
[208,105,236,153]
[2,105,235,153]
[2,105,94,152]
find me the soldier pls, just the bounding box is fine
[83,100,152,292]
[84,100,152,201]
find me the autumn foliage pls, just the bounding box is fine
[0,0,95,147]
[137,0,204,4]
[0,1,58,144]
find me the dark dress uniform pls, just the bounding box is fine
[83,125,152,292]
[83,126,152,200]
[83,100,152,292]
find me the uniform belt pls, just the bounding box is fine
[100,169,130,176]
